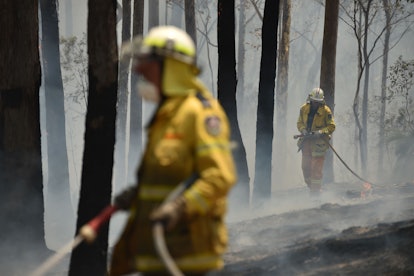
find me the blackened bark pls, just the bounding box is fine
[68,0,118,275]
[253,0,279,205]
[217,0,250,207]
[320,0,339,184]
[185,0,197,46]
[0,1,47,273]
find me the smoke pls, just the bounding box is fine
[6,2,410,275]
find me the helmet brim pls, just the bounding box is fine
[309,98,324,103]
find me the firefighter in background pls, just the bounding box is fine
[109,26,237,276]
[297,88,335,196]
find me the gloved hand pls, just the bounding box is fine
[301,129,308,135]
[114,186,137,210]
[150,196,186,231]
[312,130,324,137]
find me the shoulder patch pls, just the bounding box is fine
[204,116,221,136]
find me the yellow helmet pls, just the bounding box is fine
[120,26,204,98]
[122,25,196,65]
[308,87,324,103]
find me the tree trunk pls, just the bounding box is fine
[128,0,144,184]
[237,0,246,110]
[217,0,250,207]
[378,0,391,174]
[68,1,118,275]
[252,0,279,206]
[185,0,197,46]
[40,0,75,249]
[275,0,291,189]
[361,1,373,175]
[352,5,364,173]
[148,0,159,28]
[320,0,339,184]
[114,0,131,193]
[0,1,48,273]
[170,0,184,27]
[361,58,370,175]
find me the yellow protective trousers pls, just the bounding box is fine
[301,139,325,192]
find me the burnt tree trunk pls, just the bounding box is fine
[320,0,339,184]
[0,1,48,273]
[217,0,250,208]
[185,0,197,46]
[253,0,279,206]
[68,0,118,275]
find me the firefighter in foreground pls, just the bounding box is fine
[109,26,237,276]
[297,88,335,196]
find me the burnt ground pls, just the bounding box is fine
[11,181,414,275]
[212,181,414,276]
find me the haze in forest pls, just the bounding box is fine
[36,0,413,247]
[1,1,413,276]
[1,2,410,275]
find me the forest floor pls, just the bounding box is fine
[212,181,414,276]
[8,181,414,276]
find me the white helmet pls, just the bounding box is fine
[121,25,196,65]
[308,87,324,103]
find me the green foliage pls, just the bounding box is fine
[385,56,414,181]
[386,56,414,133]
[60,33,88,108]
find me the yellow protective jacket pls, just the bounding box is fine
[110,58,237,276]
[297,103,335,156]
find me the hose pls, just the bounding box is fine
[30,205,119,276]
[325,139,372,184]
[152,182,187,276]
[294,134,374,185]
[153,173,198,276]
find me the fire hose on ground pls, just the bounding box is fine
[30,178,194,276]
[294,133,374,196]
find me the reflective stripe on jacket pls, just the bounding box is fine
[109,93,236,275]
[297,103,335,135]
[297,103,335,156]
